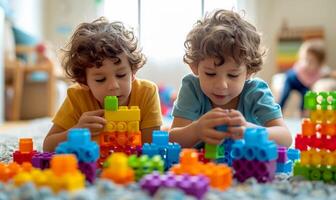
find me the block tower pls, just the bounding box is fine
[294,91,336,182]
[231,127,278,183]
[99,96,142,165]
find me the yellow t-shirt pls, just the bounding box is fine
[53,78,162,133]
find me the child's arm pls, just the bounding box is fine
[43,109,106,152]
[263,118,292,147]
[43,124,68,152]
[141,126,161,144]
[226,110,292,147]
[170,108,229,148]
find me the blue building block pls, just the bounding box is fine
[256,141,278,161]
[152,131,169,147]
[55,128,100,163]
[231,140,245,160]
[216,138,234,165]
[142,131,181,170]
[244,127,268,146]
[287,148,300,161]
[276,160,293,173]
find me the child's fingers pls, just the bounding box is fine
[227,126,245,139]
[84,109,105,116]
[82,116,107,125]
[85,123,105,130]
[227,117,245,126]
[204,129,228,140]
[205,117,230,128]
[203,137,223,145]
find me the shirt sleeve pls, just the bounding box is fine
[52,89,80,130]
[172,75,202,121]
[140,84,163,129]
[247,79,282,125]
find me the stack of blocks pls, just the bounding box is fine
[170,149,232,190]
[231,127,278,183]
[276,147,300,173]
[99,96,142,165]
[204,125,234,166]
[55,128,99,183]
[140,172,209,200]
[142,130,181,170]
[11,155,85,193]
[294,91,336,182]
[13,138,37,164]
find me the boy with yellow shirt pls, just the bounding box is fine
[43,18,162,152]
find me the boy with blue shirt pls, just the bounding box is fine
[170,9,292,148]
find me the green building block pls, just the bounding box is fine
[309,166,321,181]
[304,91,317,110]
[104,96,118,111]
[205,143,224,159]
[321,166,333,182]
[293,162,309,178]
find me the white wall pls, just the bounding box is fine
[250,0,336,83]
[0,8,4,124]
[42,0,336,90]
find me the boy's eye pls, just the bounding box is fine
[116,74,126,78]
[95,77,106,82]
[205,72,216,76]
[228,74,239,78]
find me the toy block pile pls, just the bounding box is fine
[99,96,142,165]
[231,127,278,183]
[204,125,234,166]
[142,130,181,170]
[276,147,300,173]
[55,128,99,183]
[170,149,232,190]
[294,91,336,182]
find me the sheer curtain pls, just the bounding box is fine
[103,0,237,89]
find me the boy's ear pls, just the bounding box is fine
[189,63,199,75]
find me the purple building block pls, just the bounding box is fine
[140,172,209,200]
[31,152,54,169]
[78,162,97,183]
[233,159,276,183]
[277,146,288,163]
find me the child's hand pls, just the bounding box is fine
[195,108,230,145]
[226,109,247,140]
[74,109,106,136]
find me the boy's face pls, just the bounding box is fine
[300,51,321,71]
[191,57,249,108]
[86,53,134,107]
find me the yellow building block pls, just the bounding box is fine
[300,150,311,166]
[105,106,140,122]
[310,109,325,124]
[13,172,32,186]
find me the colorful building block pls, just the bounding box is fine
[127,155,164,181]
[140,172,209,200]
[170,149,232,190]
[101,153,134,185]
[32,152,54,169]
[55,128,99,163]
[142,130,181,170]
[13,138,37,164]
[233,159,276,183]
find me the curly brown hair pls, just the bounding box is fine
[184,9,265,73]
[62,17,146,84]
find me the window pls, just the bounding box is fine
[103,0,237,89]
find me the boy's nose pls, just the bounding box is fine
[215,79,228,90]
[108,79,120,90]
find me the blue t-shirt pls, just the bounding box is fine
[172,74,282,126]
